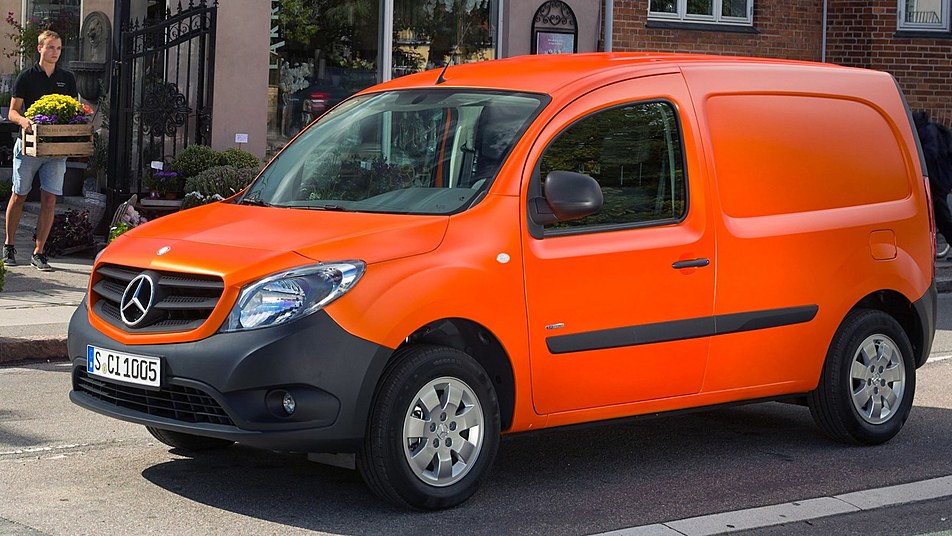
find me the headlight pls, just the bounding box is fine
[222,261,365,332]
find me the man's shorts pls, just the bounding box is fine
[11,137,67,196]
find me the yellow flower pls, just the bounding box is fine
[24,94,86,124]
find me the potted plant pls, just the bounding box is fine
[180,165,257,210]
[37,208,94,256]
[142,170,184,199]
[168,144,221,178]
[3,11,41,71]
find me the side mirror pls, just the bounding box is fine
[529,171,603,226]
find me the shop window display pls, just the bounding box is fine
[269,0,380,152]
[268,0,497,156]
[23,0,80,67]
[392,0,497,79]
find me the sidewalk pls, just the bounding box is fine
[0,203,951,365]
[0,202,94,364]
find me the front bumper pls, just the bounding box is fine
[68,303,393,453]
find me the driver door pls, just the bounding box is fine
[523,74,715,415]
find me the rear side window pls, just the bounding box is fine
[539,101,687,230]
[706,95,911,218]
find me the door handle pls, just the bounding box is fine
[672,258,710,269]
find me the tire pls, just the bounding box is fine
[357,345,501,510]
[145,426,235,452]
[808,309,916,445]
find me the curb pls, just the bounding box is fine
[596,474,952,536]
[0,337,69,365]
[938,277,952,294]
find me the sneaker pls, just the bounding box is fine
[31,253,52,272]
[938,243,951,259]
[2,244,15,266]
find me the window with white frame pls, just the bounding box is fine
[648,0,753,25]
[898,0,951,31]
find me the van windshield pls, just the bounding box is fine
[243,89,545,214]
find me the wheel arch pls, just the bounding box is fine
[852,287,933,368]
[393,318,516,431]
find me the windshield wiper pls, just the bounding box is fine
[240,197,272,207]
[301,203,349,212]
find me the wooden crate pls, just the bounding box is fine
[22,123,94,157]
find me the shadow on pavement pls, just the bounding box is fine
[139,402,952,535]
[0,409,47,448]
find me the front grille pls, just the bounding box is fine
[92,263,225,333]
[75,370,234,426]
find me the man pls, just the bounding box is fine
[914,111,952,259]
[3,30,77,271]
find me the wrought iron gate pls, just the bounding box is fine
[109,0,217,196]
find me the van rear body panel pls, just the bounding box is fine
[683,63,932,397]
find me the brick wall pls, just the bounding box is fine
[611,1,952,125]
[826,0,952,126]
[610,1,824,61]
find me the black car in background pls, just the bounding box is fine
[284,68,377,135]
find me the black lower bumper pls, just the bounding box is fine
[68,304,393,453]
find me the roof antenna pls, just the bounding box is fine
[435,62,450,85]
[434,19,474,85]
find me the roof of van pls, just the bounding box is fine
[369,52,864,96]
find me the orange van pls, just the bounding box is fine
[68,53,936,510]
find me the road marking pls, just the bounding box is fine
[592,474,952,536]
[0,443,86,456]
[928,354,952,364]
[0,516,49,535]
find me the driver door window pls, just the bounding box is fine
[540,101,686,231]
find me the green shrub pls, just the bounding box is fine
[109,222,132,242]
[180,191,205,210]
[0,257,5,292]
[0,180,11,200]
[180,191,225,210]
[169,145,220,178]
[218,148,261,170]
[185,165,257,200]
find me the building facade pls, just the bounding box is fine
[825,0,952,125]
[610,0,952,124]
[0,1,947,165]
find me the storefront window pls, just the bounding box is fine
[267,0,498,157]
[392,0,498,78]
[269,0,381,153]
[24,0,80,67]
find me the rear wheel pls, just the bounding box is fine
[145,426,234,452]
[357,345,500,510]
[808,309,916,445]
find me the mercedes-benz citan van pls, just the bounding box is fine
[69,53,937,510]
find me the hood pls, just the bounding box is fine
[103,202,449,280]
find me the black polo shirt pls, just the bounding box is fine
[12,63,78,113]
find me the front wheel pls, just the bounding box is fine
[808,309,916,445]
[357,345,500,510]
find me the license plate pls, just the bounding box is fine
[87,345,161,388]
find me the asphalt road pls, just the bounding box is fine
[2,296,952,535]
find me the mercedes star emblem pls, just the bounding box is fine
[120,274,155,326]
